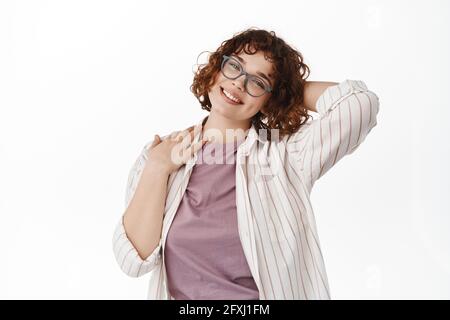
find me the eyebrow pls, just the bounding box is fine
[231,54,273,86]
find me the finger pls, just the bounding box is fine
[178,124,202,147]
[180,139,205,163]
[185,124,196,132]
[185,124,203,147]
[181,124,201,137]
[171,124,198,142]
[174,127,193,143]
[150,135,161,148]
[191,124,203,139]
[169,131,181,141]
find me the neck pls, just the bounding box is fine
[202,111,251,144]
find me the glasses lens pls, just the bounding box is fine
[222,58,242,79]
[247,76,267,97]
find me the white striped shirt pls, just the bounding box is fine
[112,79,380,299]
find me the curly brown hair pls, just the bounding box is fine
[190,27,312,139]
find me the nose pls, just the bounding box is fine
[232,74,246,92]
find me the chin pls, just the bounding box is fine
[210,103,236,120]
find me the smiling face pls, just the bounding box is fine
[207,49,275,123]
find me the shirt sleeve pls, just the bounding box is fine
[112,140,163,278]
[286,79,380,193]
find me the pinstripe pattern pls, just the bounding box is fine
[112,79,379,299]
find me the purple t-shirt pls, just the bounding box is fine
[164,138,259,300]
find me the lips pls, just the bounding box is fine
[220,87,243,105]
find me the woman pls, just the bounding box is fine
[112,28,380,300]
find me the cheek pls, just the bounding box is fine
[208,75,225,95]
[252,96,269,111]
[243,99,266,118]
[213,72,226,85]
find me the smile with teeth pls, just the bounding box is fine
[221,88,242,104]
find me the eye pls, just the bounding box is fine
[229,62,240,70]
[253,78,266,89]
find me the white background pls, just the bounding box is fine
[1,0,449,299]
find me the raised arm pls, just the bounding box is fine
[287,79,380,193]
[302,81,339,113]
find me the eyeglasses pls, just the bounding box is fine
[221,55,273,97]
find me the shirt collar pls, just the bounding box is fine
[184,116,262,174]
[184,115,281,179]
[199,116,266,156]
